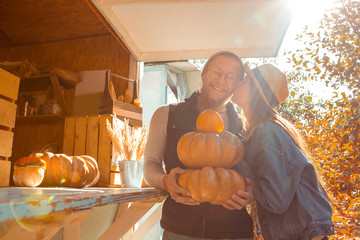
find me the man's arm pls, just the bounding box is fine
[144,105,199,205]
[143,105,169,189]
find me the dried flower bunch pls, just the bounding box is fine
[106,116,148,161]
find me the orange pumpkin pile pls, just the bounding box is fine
[13,153,100,188]
[176,109,246,205]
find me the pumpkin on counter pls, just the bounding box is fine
[80,155,100,187]
[13,156,46,187]
[36,153,99,188]
[178,166,245,205]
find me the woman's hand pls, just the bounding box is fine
[163,167,200,206]
[222,178,255,210]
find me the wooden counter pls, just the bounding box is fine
[0,187,168,240]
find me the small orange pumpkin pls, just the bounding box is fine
[13,156,46,187]
[196,109,224,133]
[178,166,245,205]
[177,130,244,168]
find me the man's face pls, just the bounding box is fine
[201,55,243,106]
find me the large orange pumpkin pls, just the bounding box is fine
[37,152,99,188]
[177,130,244,168]
[178,166,245,205]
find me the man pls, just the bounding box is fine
[144,51,254,239]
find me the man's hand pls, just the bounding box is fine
[222,178,255,210]
[163,167,200,206]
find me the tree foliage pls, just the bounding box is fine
[277,0,359,238]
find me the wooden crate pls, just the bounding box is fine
[0,68,20,186]
[99,71,142,127]
[63,114,121,187]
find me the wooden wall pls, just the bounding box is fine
[0,34,133,182]
[0,34,130,82]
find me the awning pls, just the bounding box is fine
[90,0,293,62]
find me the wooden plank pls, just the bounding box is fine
[0,130,13,157]
[85,116,99,159]
[0,35,130,85]
[97,115,112,186]
[62,209,93,240]
[100,205,151,240]
[63,224,80,240]
[110,172,116,186]
[63,117,76,156]
[10,116,64,163]
[0,68,20,100]
[74,117,88,156]
[64,88,75,116]
[112,107,142,121]
[0,220,37,240]
[0,188,167,222]
[98,197,165,240]
[112,101,142,126]
[0,160,11,186]
[49,74,71,116]
[113,101,142,114]
[1,210,93,240]
[132,203,163,240]
[0,98,17,128]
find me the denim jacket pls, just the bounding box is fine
[244,121,334,240]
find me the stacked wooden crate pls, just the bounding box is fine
[0,69,20,186]
[63,114,117,187]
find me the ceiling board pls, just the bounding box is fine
[0,0,110,48]
[91,0,293,61]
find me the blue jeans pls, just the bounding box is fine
[162,230,253,240]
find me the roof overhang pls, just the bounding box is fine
[90,0,293,62]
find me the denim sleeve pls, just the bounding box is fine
[252,147,302,214]
[233,159,254,180]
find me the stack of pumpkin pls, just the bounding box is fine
[13,153,100,188]
[176,110,246,205]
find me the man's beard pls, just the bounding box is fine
[199,90,232,108]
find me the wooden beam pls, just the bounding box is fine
[98,197,165,240]
[49,74,71,116]
[86,0,130,55]
[131,202,163,240]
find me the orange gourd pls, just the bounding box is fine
[196,109,224,133]
[178,166,245,205]
[38,152,99,188]
[177,129,244,168]
[13,156,46,187]
[176,109,246,205]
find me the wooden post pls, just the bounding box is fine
[98,197,165,240]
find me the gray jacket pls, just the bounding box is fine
[245,121,334,240]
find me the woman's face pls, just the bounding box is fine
[231,75,251,108]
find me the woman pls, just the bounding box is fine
[228,63,334,240]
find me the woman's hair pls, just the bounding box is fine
[246,78,308,156]
[245,78,332,202]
